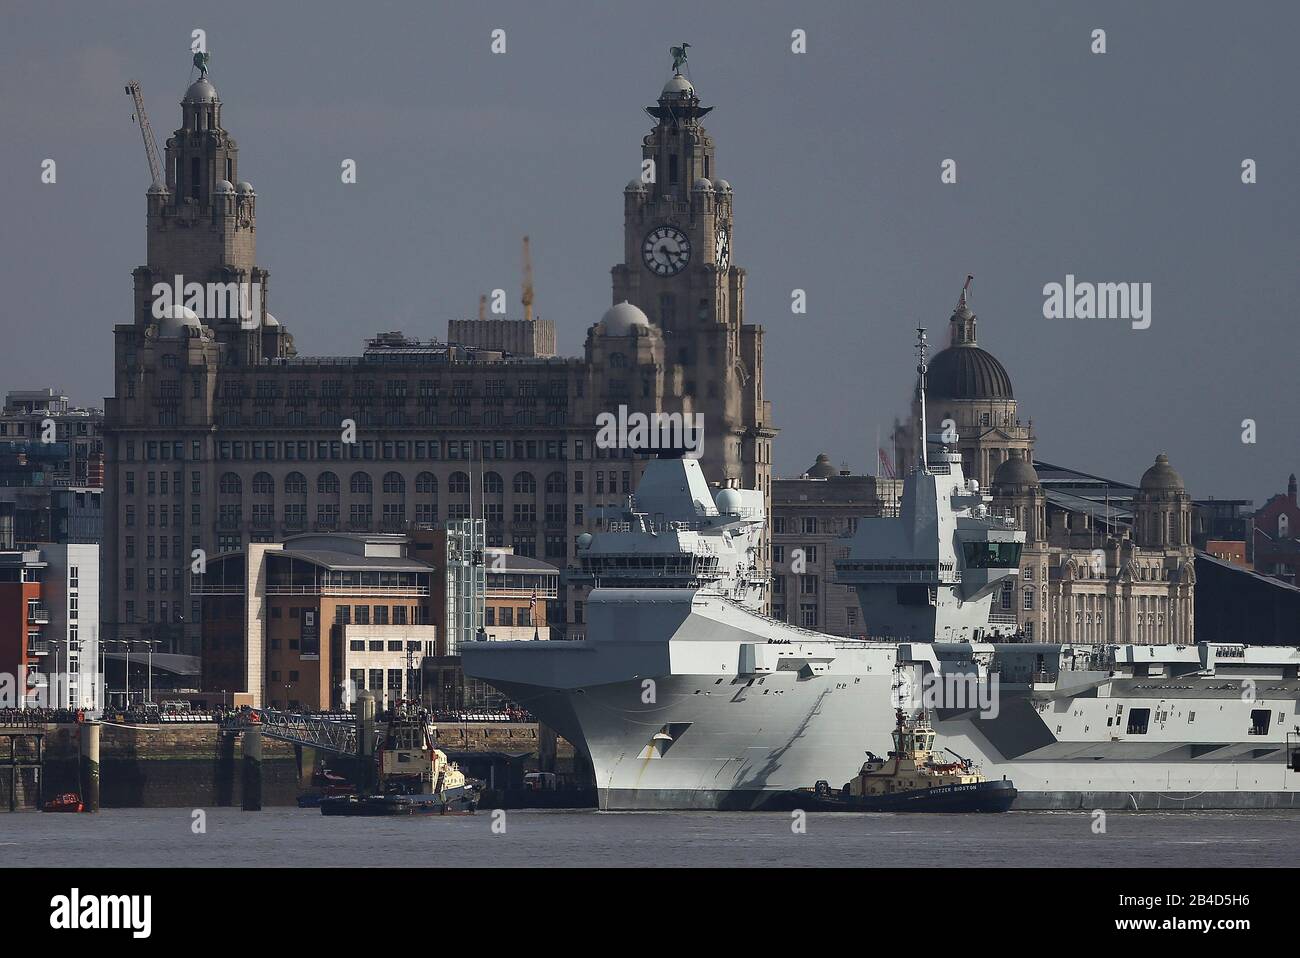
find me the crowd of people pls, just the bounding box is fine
[0,707,86,725]
[429,706,535,724]
[1,703,537,726]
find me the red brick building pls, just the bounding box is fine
[1253,474,1300,585]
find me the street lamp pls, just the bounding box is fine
[137,638,158,705]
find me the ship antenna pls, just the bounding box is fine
[916,327,930,473]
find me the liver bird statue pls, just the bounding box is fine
[193,51,210,79]
[670,43,690,75]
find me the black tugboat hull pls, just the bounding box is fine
[320,787,477,817]
[794,779,1018,813]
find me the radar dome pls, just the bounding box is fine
[715,488,744,514]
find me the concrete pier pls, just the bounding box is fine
[355,693,376,795]
[241,728,262,811]
[79,722,100,812]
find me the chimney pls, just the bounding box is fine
[1289,473,1297,505]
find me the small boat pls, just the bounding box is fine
[320,793,475,817]
[321,703,477,817]
[792,708,1017,813]
[298,767,356,807]
[42,793,84,813]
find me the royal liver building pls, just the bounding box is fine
[103,56,775,652]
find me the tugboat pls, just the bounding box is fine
[320,704,477,817]
[793,708,1017,813]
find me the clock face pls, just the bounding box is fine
[715,226,730,271]
[642,225,691,276]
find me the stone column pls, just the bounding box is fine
[79,722,101,813]
[241,728,262,811]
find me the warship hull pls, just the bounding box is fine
[463,593,1300,811]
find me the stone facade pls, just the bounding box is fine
[103,66,774,652]
[770,454,900,636]
[992,453,1196,645]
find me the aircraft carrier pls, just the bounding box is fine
[462,336,1300,810]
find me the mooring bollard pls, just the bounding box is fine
[241,727,262,811]
[79,722,100,813]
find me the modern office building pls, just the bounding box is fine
[0,543,100,709]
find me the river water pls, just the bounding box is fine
[2,808,1298,867]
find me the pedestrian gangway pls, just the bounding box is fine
[220,709,363,755]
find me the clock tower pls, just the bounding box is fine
[612,66,772,496]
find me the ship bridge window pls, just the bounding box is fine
[962,542,1023,569]
[1126,708,1150,735]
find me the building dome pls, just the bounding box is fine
[264,313,280,327]
[214,179,235,194]
[601,301,651,336]
[693,177,714,192]
[805,453,836,479]
[992,456,1039,490]
[1139,453,1184,493]
[236,181,255,194]
[183,78,219,102]
[157,304,203,338]
[927,342,1014,400]
[662,75,694,96]
[714,179,732,193]
[625,178,647,192]
[576,533,594,550]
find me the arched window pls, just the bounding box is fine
[219,472,242,495]
[382,471,405,495]
[317,471,340,494]
[284,472,307,496]
[513,472,536,495]
[251,472,274,496]
[545,471,566,495]
[483,472,504,495]
[448,472,470,495]
[350,471,373,495]
[415,472,437,494]
[610,352,627,368]
[1282,514,1291,539]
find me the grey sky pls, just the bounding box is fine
[1,0,1296,505]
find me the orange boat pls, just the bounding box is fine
[42,793,84,813]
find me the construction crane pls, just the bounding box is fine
[124,80,164,186]
[521,235,534,322]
